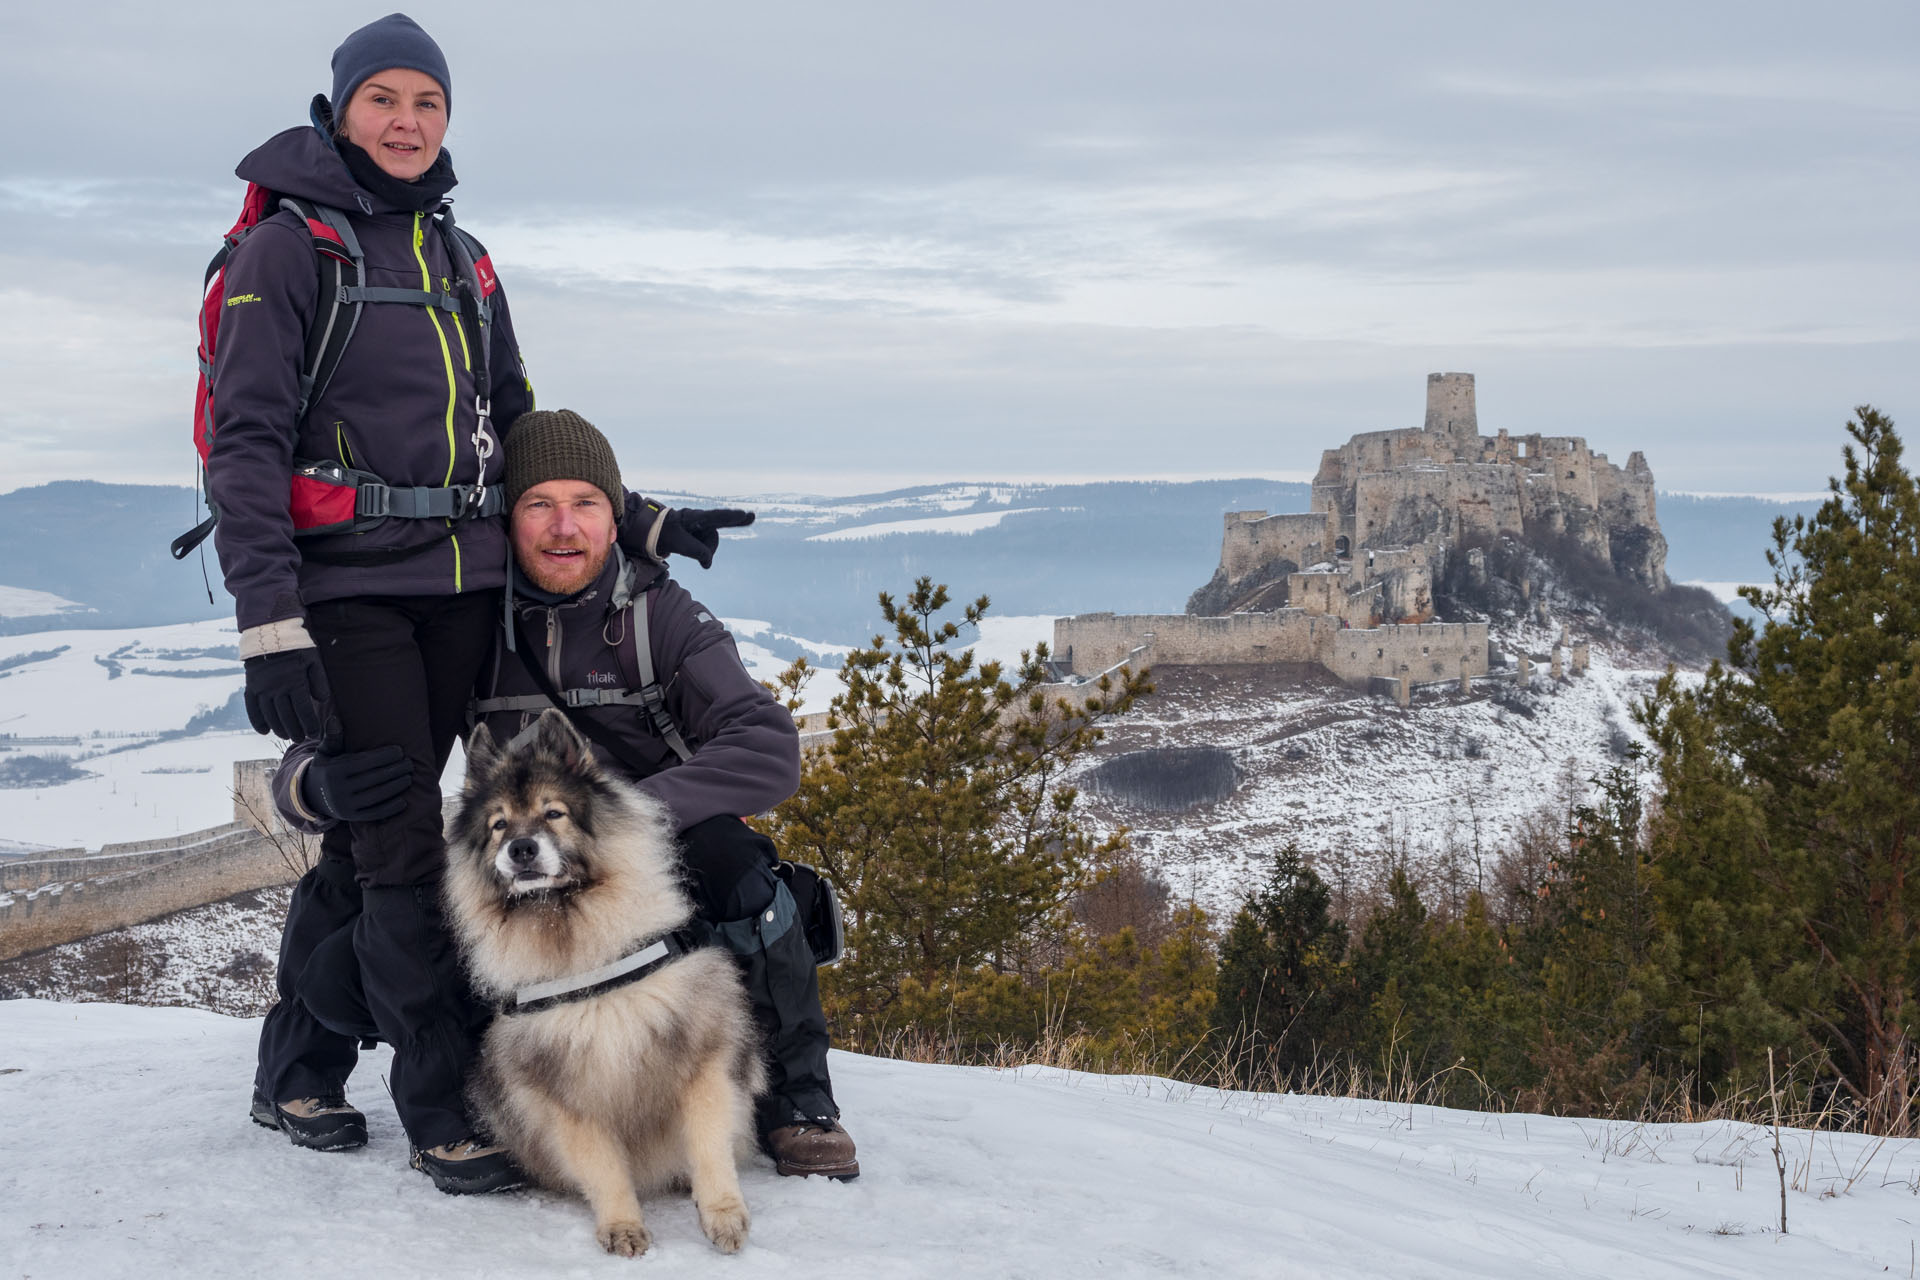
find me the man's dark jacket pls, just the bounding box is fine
[209,124,534,635]
[275,551,801,832]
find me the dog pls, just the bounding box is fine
[445,709,766,1257]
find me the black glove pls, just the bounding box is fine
[657,507,755,569]
[243,649,332,741]
[618,497,755,569]
[301,744,412,823]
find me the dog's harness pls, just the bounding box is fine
[498,924,708,1016]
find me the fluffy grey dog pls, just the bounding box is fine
[445,710,765,1257]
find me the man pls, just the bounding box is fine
[271,408,857,1182]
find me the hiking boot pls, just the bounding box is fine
[763,1117,859,1180]
[249,1090,367,1152]
[410,1138,526,1195]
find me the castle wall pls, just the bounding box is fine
[1288,572,1380,626]
[0,761,319,962]
[1219,510,1336,580]
[1056,610,1336,674]
[1321,621,1491,687]
[0,823,313,962]
[1352,462,1524,550]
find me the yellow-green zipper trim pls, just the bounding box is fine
[413,214,465,592]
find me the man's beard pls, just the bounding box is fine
[522,539,611,596]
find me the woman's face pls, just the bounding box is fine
[340,68,447,181]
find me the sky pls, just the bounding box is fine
[2,0,1915,496]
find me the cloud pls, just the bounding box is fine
[0,0,1914,498]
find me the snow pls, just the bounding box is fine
[804,508,1045,542]
[1682,581,1757,606]
[0,730,264,851]
[0,618,241,737]
[1071,626,1689,915]
[731,614,1058,717]
[0,584,90,618]
[2,998,1914,1277]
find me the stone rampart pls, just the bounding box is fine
[1321,621,1490,686]
[1056,611,1340,675]
[0,823,312,962]
[1219,510,1335,580]
[0,761,318,962]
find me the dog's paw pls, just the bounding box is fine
[597,1219,651,1257]
[698,1196,751,1254]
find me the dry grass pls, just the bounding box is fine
[843,1020,1920,1138]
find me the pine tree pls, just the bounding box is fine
[1211,845,1353,1080]
[1640,406,1920,1133]
[763,578,1150,1050]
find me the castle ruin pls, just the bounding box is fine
[1055,373,1667,694]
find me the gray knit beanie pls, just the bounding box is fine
[331,13,453,119]
[505,410,624,521]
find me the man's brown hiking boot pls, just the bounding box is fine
[763,1117,859,1180]
[249,1090,368,1152]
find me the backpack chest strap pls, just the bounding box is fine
[338,284,462,313]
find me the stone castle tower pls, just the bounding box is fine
[1188,373,1669,622]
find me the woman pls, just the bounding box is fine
[212,13,538,1194]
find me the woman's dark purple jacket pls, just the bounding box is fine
[208,124,534,641]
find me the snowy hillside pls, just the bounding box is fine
[1069,620,1681,916]
[1,999,1912,1278]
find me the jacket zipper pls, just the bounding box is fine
[546,608,562,688]
[411,212,465,591]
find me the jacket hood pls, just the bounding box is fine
[235,124,392,214]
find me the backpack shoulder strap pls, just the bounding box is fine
[619,586,696,764]
[285,200,365,421]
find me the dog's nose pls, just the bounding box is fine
[506,838,540,867]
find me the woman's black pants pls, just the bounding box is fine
[252,591,498,1151]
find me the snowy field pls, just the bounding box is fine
[0,584,90,619]
[0,620,254,851]
[0,613,1060,853]
[2,998,1915,1278]
[805,508,1045,541]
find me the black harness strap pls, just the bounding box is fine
[498,925,707,1015]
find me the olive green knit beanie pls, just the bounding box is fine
[504,409,623,521]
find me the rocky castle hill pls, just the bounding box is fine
[1055,373,1668,693]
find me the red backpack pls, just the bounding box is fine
[172,184,500,561]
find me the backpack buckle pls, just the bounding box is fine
[354,483,391,519]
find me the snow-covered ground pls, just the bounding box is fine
[0,584,90,618]
[805,508,1045,541]
[1069,621,1688,914]
[0,620,255,850]
[1,998,1912,1278]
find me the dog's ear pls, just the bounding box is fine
[463,722,501,791]
[531,707,596,775]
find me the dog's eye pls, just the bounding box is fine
[490,818,507,832]
[545,808,565,822]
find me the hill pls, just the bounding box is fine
[0,480,1821,643]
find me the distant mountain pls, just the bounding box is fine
[0,479,1819,643]
[0,483,229,635]
[1654,492,1825,586]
